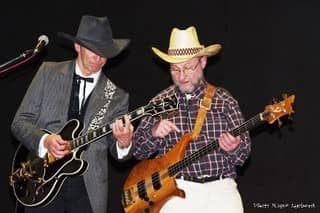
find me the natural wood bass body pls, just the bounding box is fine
[123,133,192,213]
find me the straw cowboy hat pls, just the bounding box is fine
[152,26,221,63]
[58,15,130,58]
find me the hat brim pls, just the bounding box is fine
[58,32,130,58]
[152,44,222,63]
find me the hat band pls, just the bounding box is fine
[168,47,203,57]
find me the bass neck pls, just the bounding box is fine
[167,112,264,177]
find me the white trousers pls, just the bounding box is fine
[160,178,243,213]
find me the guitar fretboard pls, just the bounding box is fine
[69,107,146,149]
[69,95,178,150]
[167,112,267,176]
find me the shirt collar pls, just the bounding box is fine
[175,80,207,100]
[75,62,101,84]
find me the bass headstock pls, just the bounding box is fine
[262,94,295,125]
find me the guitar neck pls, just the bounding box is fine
[69,96,177,150]
[168,112,265,177]
[69,106,148,150]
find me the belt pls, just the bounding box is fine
[176,175,224,183]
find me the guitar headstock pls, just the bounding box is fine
[262,94,295,125]
[144,94,178,116]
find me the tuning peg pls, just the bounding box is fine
[277,118,282,127]
[282,93,288,99]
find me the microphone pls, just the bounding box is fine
[33,35,49,54]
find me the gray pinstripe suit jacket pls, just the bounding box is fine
[11,60,130,213]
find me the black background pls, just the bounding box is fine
[1,0,319,212]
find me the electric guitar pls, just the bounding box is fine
[9,94,178,207]
[122,94,295,213]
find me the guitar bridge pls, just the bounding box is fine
[122,187,135,207]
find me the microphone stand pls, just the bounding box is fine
[0,49,36,76]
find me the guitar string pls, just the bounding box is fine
[129,102,292,198]
[69,96,178,149]
[133,113,263,197]
[12,96,178,194]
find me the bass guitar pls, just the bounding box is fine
[9,94,178,207]
[122,94,295,213]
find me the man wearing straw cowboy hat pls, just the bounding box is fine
[11,15,134,213]
[132,26,251,212]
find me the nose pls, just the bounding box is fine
[93,54,103,62]
[176,71,188,81]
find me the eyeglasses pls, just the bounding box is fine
[170,60,200,76]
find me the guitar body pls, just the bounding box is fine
[9,94,180,207]
[122,133,193,213]
[11,119,88,207]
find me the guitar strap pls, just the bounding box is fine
[191,83,216,140]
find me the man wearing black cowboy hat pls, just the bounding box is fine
[11,15,134,213]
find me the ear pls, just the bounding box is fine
[74,43,80,53]
[200,56,207,68]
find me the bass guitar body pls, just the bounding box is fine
[122,133,192,213]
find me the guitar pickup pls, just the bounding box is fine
[151,172,161,190]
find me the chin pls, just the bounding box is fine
[179,86,195,93]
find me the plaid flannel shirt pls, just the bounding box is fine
[133,81,251,179]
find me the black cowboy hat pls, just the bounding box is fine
[58,15,130,58]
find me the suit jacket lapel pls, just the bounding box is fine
[83,73,113,132]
